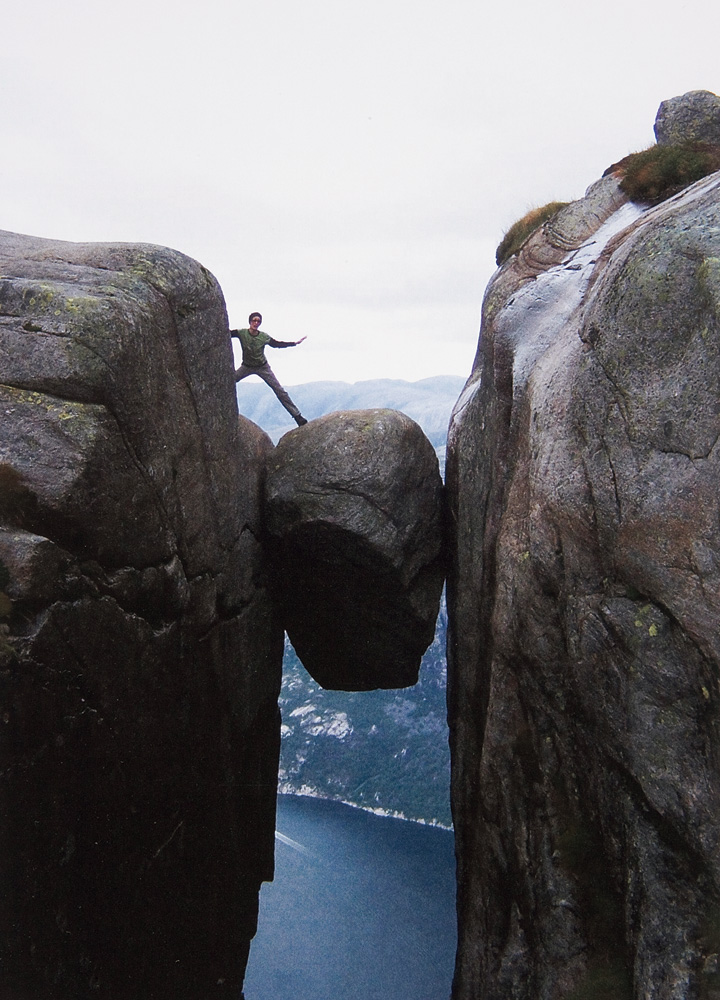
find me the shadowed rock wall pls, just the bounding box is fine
[447,123,720,999]
[0,231,283,998]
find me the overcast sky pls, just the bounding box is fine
[3,0,718,384]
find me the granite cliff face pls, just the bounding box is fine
[447,94,720,999]
[0,232,284,999]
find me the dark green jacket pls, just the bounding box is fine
[231,328,296,368]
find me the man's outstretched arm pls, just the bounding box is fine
[267,335,307,349]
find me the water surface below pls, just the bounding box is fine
[243,794,456,1000]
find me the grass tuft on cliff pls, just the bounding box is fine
[496,201,569,266]
[608,143,720,205]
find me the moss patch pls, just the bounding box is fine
[607,143,720,205]
[496,201,569,266]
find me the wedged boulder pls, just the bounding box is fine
[447,150,720,996]
[0,230,283,998]
[264,408,445,691]
[654,88,720,145]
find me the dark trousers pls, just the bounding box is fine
[235,362,302,419]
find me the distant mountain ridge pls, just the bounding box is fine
[236,374,466,448]
[278,603,451,827]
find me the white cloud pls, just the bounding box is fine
[1,0,719,383]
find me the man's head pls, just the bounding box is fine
[248,312,262,327]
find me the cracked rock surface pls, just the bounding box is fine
[447,159,720,997]
[264,408,445,691]
[0,230,283,998]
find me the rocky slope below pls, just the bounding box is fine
[277,600,451,826]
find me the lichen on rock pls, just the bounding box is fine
[654,88,720,146]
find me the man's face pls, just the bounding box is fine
[249,316,261,331]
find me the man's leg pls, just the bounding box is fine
[254,364,307,425]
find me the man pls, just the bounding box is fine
[231,312,308,426]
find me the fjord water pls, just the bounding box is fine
[243,795,456,1000]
